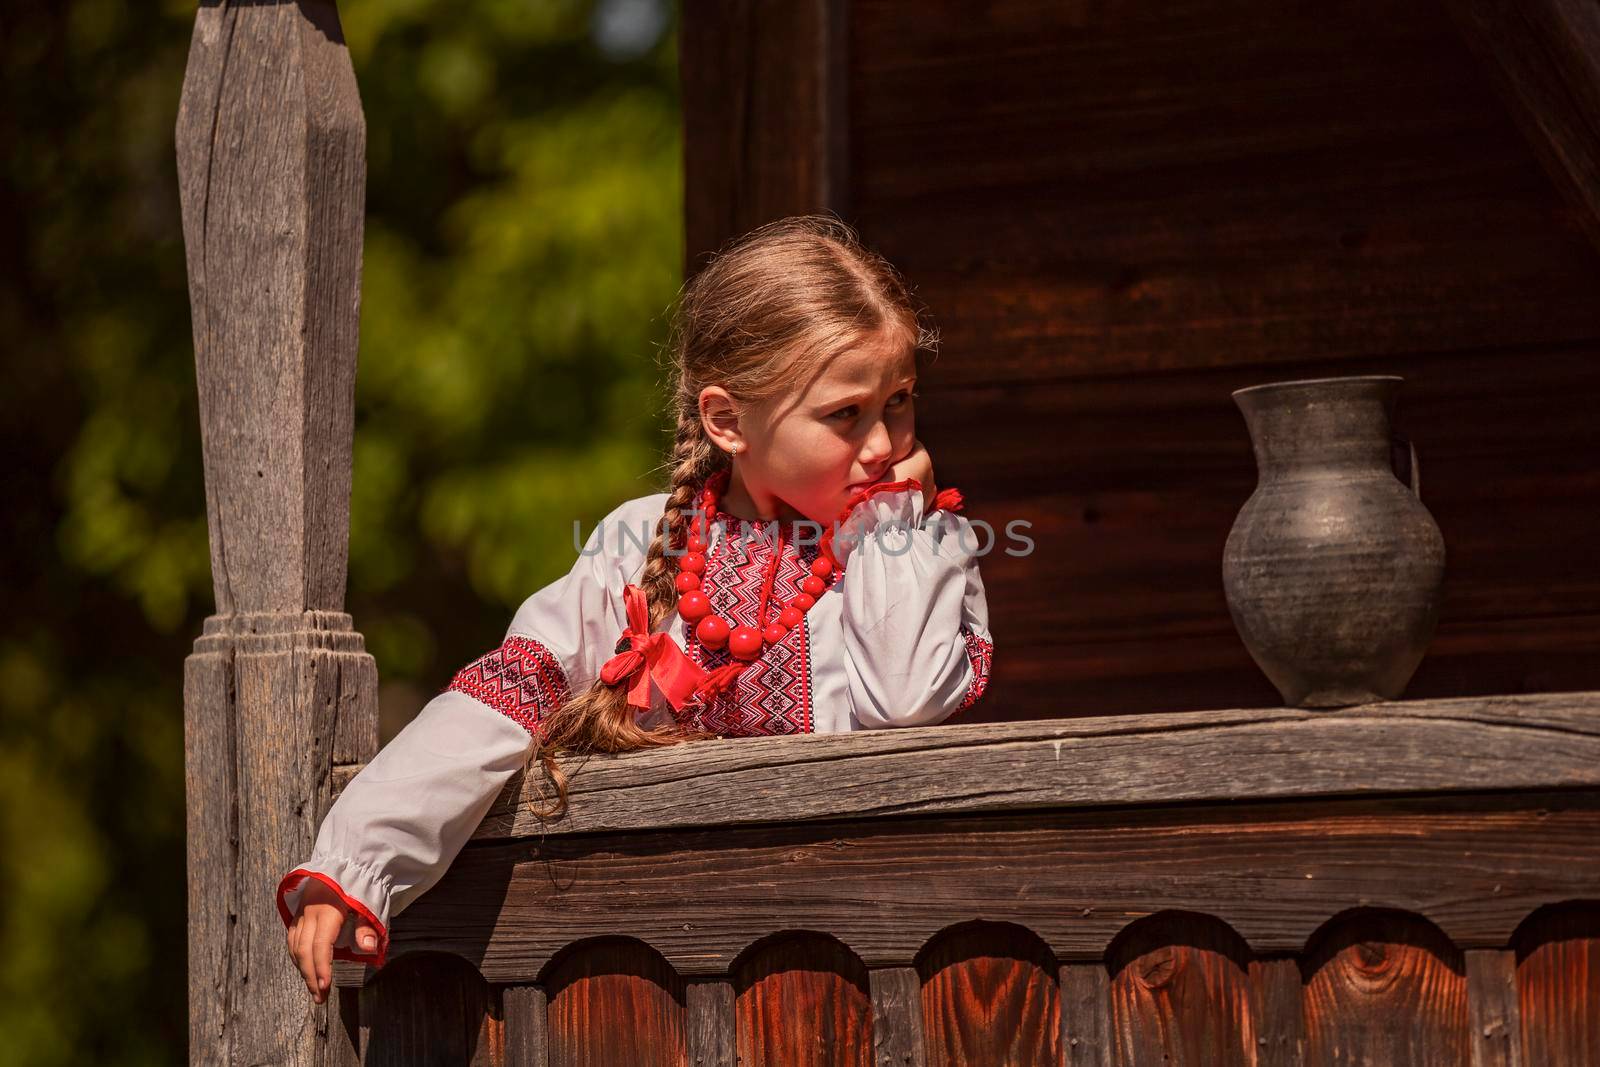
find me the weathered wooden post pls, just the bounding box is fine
[176,3,374,1063]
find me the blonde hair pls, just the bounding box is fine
[526,214,938,819]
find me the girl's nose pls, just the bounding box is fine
[860,420,893,467]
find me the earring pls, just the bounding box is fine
[729,443,739,457]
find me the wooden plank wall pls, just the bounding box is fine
[682,0,1600,722]
[340,789,1600,1065]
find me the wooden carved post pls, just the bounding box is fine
[176,3,374,1064]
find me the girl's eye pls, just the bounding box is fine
[829,391,916,421]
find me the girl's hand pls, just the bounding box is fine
[889,438,937,511]
[285,879,379,1004]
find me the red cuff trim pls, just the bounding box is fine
[276,868,390,969]
[845,477,921,512]
[818,479,924,572]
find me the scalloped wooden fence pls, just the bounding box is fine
[318,700,1600,1066]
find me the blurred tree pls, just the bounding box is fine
[0,0,682,1061]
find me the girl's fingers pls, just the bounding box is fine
[288,912,305,970]
[310,905,343,1002]
[292,915,320,997]
[353,921,380,956]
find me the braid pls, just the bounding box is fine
[642,413,723,630]
[522,408,723,822]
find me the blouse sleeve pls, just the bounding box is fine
[831,479,994,729]
[274,496,651,968]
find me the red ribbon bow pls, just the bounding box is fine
[599,583,709,712]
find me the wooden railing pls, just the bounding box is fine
[324,691,1600,1065]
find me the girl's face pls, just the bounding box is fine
[704,332,919,526]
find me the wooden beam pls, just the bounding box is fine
[501,985,550,1067]
[1059,961,1114,1066]
[1465,949,1525,1067]
[347,690,1600,839]
[376,789,1600,980]
[177,2,377,1062]
[868,967,927,1067]
[1248,958,1306,1067]
[1444,0,1600,256]
[680,0,851,273]
[684,979,736,1067]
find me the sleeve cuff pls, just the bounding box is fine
[823,479,925,570]
[954,623,995,714]
[276,858,393,969]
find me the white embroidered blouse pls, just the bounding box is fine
[275,478,994,968]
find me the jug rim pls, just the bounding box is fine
[1232,374,1402,399]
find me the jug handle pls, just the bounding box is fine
[1391,432,1421,500]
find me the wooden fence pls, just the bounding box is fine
[319,694,1600,1065]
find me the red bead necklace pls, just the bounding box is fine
[674,470,835,663]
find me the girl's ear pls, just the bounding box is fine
[697,385,741,451]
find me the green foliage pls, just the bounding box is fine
[0,0,681,1060]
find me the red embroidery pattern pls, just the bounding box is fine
[677,510,829,736]
[445,635,569,737]
[956,625,993,712]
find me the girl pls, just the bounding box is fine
[278,215,995,1004]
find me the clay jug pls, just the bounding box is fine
[1223,375,1445,707]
